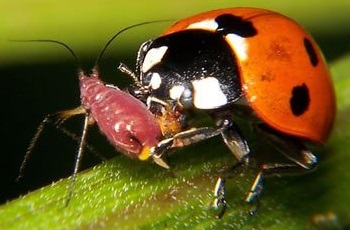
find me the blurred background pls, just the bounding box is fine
[1,0,349,206]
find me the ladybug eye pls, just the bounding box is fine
[179,87,193,108]
[169,84,193,108]
[142,72,152,85]
[143,72,162,90]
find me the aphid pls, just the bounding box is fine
[18,23,221,204]
[120,7,336,217]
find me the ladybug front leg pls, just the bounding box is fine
[118,40,153,87]
[152,126,223,163]
[135,39,153,76]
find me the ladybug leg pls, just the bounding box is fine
[213,118,251,218]
[152,127,223,161]
[213,176,226,219]
[118,63,138,84]
[257,125,317,171]
[219,119,251,163]
[244,124,318,208]
[118,40,153,86]
[135,39,153,75]
[151,126,232,216]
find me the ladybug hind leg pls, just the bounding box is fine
[244,124,318,210]
[255,124,318,172]
[213,119,318,217]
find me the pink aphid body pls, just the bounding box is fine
[79,70,162,159]
[18,37,173,207]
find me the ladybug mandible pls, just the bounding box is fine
[120,7,336,217]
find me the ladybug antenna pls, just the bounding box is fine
[94,20,172,69]
[10,39,82,72]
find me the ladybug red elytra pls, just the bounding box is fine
[120,7,336,217]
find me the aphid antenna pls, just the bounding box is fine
[9,39,83,73]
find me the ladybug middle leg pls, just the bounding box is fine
[211,117,252,218]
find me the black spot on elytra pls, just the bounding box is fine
[303,38,319,67]
[215,14,257,37]
[290,83,310,116]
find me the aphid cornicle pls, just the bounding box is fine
[18,24,220,205]
[119,7,336,218]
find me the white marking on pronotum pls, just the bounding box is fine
[225,34,248,61]
[169,85,185,100]
[142,46,168,73]
[187,19,218,31]
[149,73,162,90]
[191,77,227,109]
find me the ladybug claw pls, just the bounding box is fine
[213,197,227,219]
[213,177,227,218]
[152,155,170,169]
[245,171,263,203]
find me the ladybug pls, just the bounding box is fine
[119,7,336,217]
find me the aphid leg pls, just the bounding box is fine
[65,112,90,206]
[214,118,251,218]
[56,126,105,161]
[244,124,318,211]
[17,106,86,181]
[17,116,50,181]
